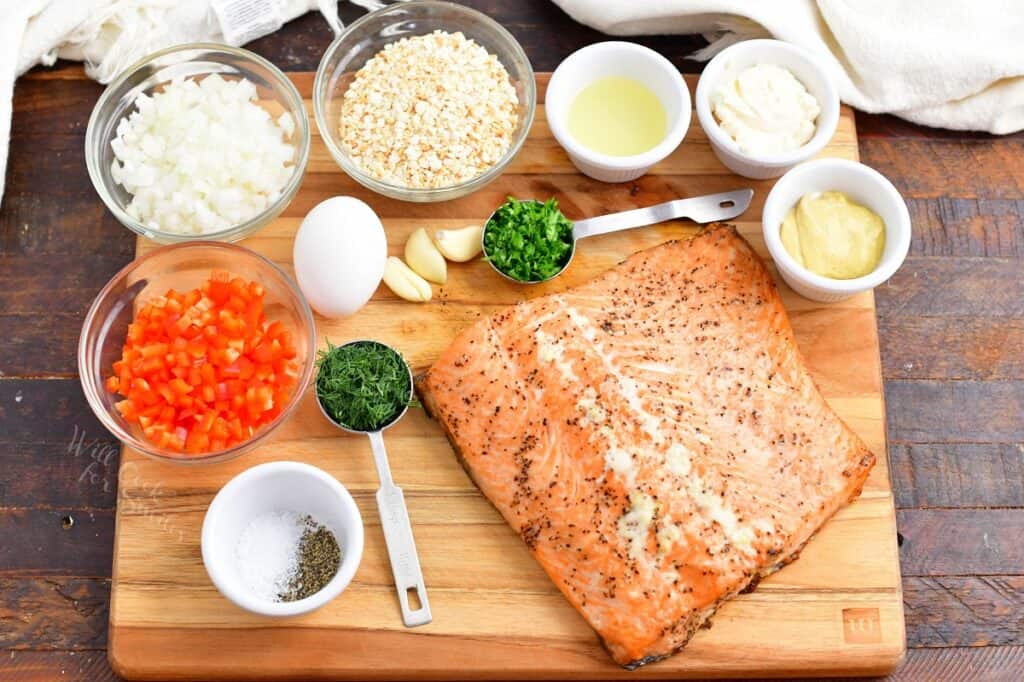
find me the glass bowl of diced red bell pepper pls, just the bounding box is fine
[79,242,316,464]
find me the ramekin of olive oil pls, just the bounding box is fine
[567,76,667,157]
[545,42,691,183]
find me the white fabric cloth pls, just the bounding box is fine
[0,0,385,208]
[552,0,1024,135]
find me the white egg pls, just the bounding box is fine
[293,196,387,318]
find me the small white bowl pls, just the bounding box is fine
[546,41,691,183]
[201,461,364,617]
[696,39,840,179]
[763,158,911,302]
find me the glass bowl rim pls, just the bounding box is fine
[84,42,311,243]
[78,240,318,465]
[312,0,537,201]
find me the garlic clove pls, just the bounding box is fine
[383,257,432,302]
[404,227,447,283]
[432,224,484,262]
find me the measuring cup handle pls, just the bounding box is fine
[369,431,432,628]
[571,189,754,241]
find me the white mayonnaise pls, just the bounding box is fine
[711,64,820,155]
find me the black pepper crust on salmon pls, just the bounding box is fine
[416,225,876,668]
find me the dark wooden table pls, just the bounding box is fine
[2,2,1022,680]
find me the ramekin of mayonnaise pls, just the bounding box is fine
[696,39,840,179]
[763,159,911,302]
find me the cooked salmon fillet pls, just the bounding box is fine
[416,225,875,668]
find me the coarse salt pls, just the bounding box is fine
[110,73,296,235]
[234,509,306,602]
[338,30,519,189]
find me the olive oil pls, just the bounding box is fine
[567,77,667,157]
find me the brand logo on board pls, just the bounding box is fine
[842,608,882,644]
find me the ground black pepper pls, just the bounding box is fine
[279,516,341,602]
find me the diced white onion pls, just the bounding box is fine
[109,74,297,235]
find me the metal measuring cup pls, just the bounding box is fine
[482,188,754,284]
[314,340,431,627]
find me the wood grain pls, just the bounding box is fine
[890,444,1024,509]
[875,165,1024,597]
[105,73,904,680]
[903,576,1024,648]
[859,139,1024,199]
[0,253,132,315]
[7,79,98,135]
[854,108,1024,141]
[0,440,118,510]
[885,381,1024,443]
[904,198,1024,257]
[0,578,109,649]
[0,380,106,443]
[886,646,1024,682]
[5,651,117,682]
[880,317,1024,381]
[11,642,1024,682]
[0,511,113,577]
[4,135,94,201]
[897,509,1024,576]
[876,257,1024,318]
[0,316,83,378]
[0,193,132,258]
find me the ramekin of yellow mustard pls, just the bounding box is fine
[780,191,885,280]
[762,159,911,302]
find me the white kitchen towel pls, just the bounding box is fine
[0,0,387,208]
[553,0,1024,135]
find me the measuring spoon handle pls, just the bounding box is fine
[369,431,432,627]
[571,189,754,241]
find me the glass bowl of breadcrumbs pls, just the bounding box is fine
[314,1,536,202]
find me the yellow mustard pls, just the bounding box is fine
[780,191,886,279]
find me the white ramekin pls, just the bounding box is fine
[695,39,840,180]
[763,158,911,302]
[201,461,364,617]
[546,41,691,183]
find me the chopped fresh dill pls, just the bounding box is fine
[483,197,574,282]
[315,340,412,432]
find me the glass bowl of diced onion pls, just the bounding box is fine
[78,242,316,464]
[314,1,536,202]
[85,44,310,243]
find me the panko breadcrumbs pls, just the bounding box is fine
[339,30,519,189]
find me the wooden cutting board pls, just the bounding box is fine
[108,74,905,680]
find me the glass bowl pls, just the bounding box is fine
[78,242,317,465]
[313,0,536,202]
[85,44,310,244]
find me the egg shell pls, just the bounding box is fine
[293,197,387,318]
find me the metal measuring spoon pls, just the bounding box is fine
[483,188,754,284]
[315,340,431,628]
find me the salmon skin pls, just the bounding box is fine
[416,225,875,668]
